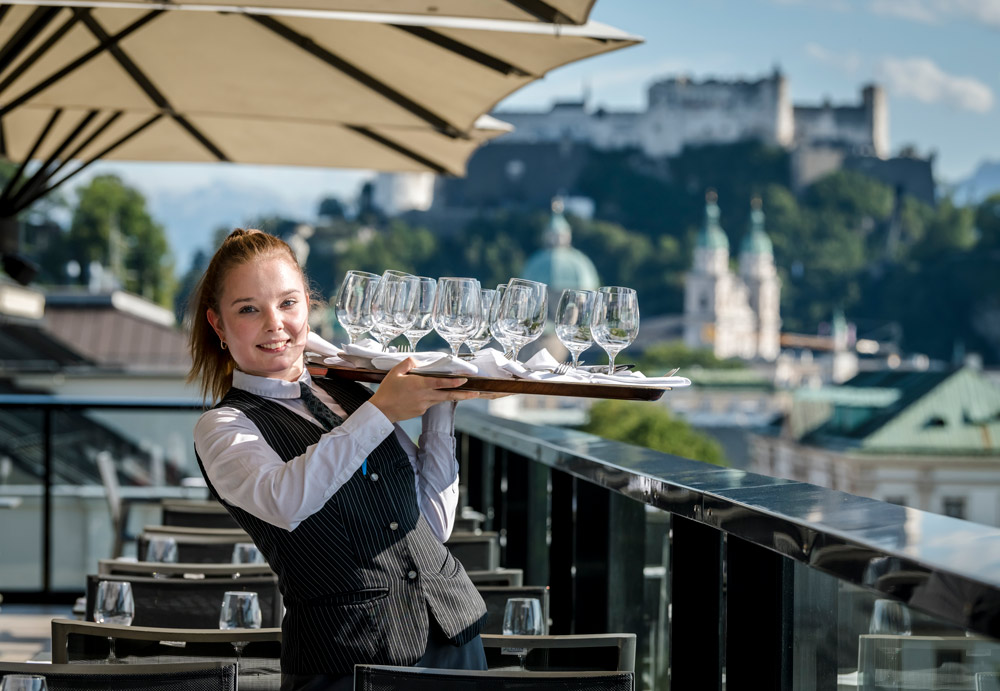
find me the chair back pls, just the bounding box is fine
[475,585,550,635]
[161,499,240,529]
[481,633,636,672]
[51,619,280,691]
[0,660,236,691]
[85,573,281,628]
[354,665,634,690]
[98,559,273,579]
[445,531,499,571]
[466,568,523,587]
[138,526,251,563]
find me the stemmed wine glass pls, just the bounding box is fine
[220,591,262,679]
[501,597,544,670]
[495,278,547,362]
[0,676,47,691]
[402,277,437,352]
[370,270,419,351]
[432,277,483,358]
[489,284,514,358]
[555,289,596,369]
[464,288,496,355]
[232,542,265,565]
[592,286,639,375]
[144,536,178,563]
[94,580,134,663]
[334,270,379,344]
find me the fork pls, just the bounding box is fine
[554,362,571,375]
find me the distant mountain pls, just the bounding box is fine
[953,160,1000,206]
[142,180,320,271]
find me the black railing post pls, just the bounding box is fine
[504,451,549,588]
[42,407,53,595]
[463,432,496,531]
[548,469,575,633]
[671,513,723,691]
[727,534,793,691]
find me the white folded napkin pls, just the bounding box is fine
[305,331,343,358]
[370,352,477,375]
[469,348,525,379]
[587,371,692,388]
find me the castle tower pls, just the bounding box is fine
[739,197,782,361]
[684,190,730,352]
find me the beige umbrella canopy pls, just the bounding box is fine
[0,2,639,220]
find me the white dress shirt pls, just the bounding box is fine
[194,369,459,540]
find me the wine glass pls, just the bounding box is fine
[502,597,544,669]
[370,270,419,351]
[495,278,547,362]
[464,288,496,355]
[334,270,379,345]
[432,277,483,358]
[144,536,178,563]
[94,579,134,663]
[555,289,596,369]
[0,676,47,691]
[592,286,639,375]
[220,591,262,678]
[489,284,514,358]
[402,276,437,352]
[232,542,265,565]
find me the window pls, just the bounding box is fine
[942,497,966,520]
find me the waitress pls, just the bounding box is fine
[188,228,488,691]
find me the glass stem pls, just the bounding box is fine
[107,636,116,663]
[348,332,357,345]
[607,351,617,375]
[510,345,521,362]
[570,351,581,368]
[519,653,527,670]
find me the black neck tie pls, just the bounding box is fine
[298,381,343,432]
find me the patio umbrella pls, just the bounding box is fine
[0,3,639,217]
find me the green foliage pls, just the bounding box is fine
[636,341,746,374]
[581,399,727,466]
[975,193,1000,249]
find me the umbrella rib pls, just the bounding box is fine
[0,9,85,97]
[0,6,61,75]
[390,25,531,78]
[9,108,99,210]
[248,14,466,139]
[0,105,60,209]
[504,0,576,24]
[0,9,162,117]
[78,12,230,162]
[347,125,449,175]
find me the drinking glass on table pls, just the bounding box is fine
[555,288,596,369]
[592,286,639,375]
[495,278,547,362]
[94,579,134,663]
[501,597,544,669]
[402,276,437,352]
[144,536,178,563]
[220,591,262,677]
[432,277,483,358]
[334,270,379,344]
[0,676,47,691]
[464,288,496,355]
[370,270,419,351]
[232,542,265,565]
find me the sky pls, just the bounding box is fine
[77,0,1000,268]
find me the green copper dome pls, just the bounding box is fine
[740,204,773,256]
[697,194,729,250]
[523,246,600,292]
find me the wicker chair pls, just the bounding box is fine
[480,633,636,672]
[0,660,236,691]
[354,665,634,690]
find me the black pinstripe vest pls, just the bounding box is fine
[194,376,487,676]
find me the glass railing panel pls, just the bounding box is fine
[0,406,44,590]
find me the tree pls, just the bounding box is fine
[637,341,746,373]
[67,174,175,307]
[975,193,1000,249]
[581,399,727,466]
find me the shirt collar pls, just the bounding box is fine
[232,369,313,399]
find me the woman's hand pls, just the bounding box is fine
[368,357,480,422]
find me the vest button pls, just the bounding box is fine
[370,472,379,482]
[407,570,417,580]
[389,521,399,531]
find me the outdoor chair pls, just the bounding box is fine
[98,558,273,579]
[0,660,236,691]
[466,568,524,587]
[475,585,550,635]
[354,665,634,690]
[481,633,636,673]
[161,499,240,529]
[445,531,499,571]
[84,573,282,628]
[96,451,160,558]
[138,526,251,563]
[51,619,281,691]
[453,508,486,533]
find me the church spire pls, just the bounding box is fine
[544,197,572,248]
[740,196,773,256]
[697,189,729,250]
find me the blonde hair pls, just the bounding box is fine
[187,228,306,403]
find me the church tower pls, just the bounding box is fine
[684,190,730,352]
[739,197,782,360]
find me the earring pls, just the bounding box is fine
[220,339,228,350]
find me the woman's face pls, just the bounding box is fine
[207,255,310,381]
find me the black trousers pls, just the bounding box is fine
[279,616,487,691]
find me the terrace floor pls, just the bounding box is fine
[0,604,72,662]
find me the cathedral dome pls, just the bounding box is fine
[740,202,773,256]
[697,191,729,250]
[522,199,600,292]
